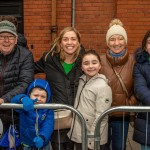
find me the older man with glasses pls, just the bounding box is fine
[0,20,34,150]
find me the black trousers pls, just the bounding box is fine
[0,110,19,133]
[0,145,23,150]
[51,140,74,150]
[76,142,107,150]
[0,111,22,150]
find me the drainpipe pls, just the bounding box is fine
[51,0,57,41]
[71,0,75,27]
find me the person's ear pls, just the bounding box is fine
[15,36,18,44]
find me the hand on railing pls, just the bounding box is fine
[0,98,4,104]
[21,97,37,111]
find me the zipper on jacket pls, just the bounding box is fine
[69,80,87,139]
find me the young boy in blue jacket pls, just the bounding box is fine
[11,78,54,150]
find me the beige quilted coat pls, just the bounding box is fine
[68,73,112,149]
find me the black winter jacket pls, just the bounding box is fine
[35,46,85,142]
[0,45,34,103]
[35,51,84,106]
[133,47,150,145]
[17,33,28,49]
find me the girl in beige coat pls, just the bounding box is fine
[68,50,112,150]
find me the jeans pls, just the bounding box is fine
[141,145,150,150]
[23,143,50,150]
[106,117,129,150]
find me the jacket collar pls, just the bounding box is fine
[106,49,129,66]
[80,73,108,84]
[134,47,149,63]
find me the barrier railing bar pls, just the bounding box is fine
[0,103,88,150]
[94,106,150,150]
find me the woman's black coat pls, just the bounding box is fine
[133,48,150,145]
[35,46,85,142]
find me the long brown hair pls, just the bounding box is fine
[45,27,81,62]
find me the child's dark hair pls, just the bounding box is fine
[82,49,101,62]
[142,30,150,50]
[0,15,18,29]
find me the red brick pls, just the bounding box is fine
[24,0,150,58]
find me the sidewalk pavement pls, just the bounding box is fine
[126,124,141,150]
[50,124,141,150]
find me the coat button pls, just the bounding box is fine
[105,99,109,103]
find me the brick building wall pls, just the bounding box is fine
[24,0,150,60]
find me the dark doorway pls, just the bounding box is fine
[0,0,24,34]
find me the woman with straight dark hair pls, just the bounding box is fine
[133,30,150,150]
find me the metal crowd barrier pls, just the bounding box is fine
[94,106,150,150]
[0,103,88,150]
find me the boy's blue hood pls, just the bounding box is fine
[27,78,51,102]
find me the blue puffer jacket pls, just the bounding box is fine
[11,79,54,147]
[133,48,150,145]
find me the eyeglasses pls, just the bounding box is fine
[0,35,15,40]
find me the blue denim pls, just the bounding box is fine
[106,119,129,150]
[23,143,50,150]
[141,145,150,150]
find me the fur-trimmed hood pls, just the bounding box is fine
[134,47,149,63]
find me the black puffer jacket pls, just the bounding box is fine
[0,45,34,102]
[35,46,85,142]
[133,47,150,145]
[35,47,84,106]
[17,33,28,49]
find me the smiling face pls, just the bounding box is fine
[82,54,101,80]
[30,88,47,104]
[60,31,80,57]
[0,32,17,55]
[108,34,126,54]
